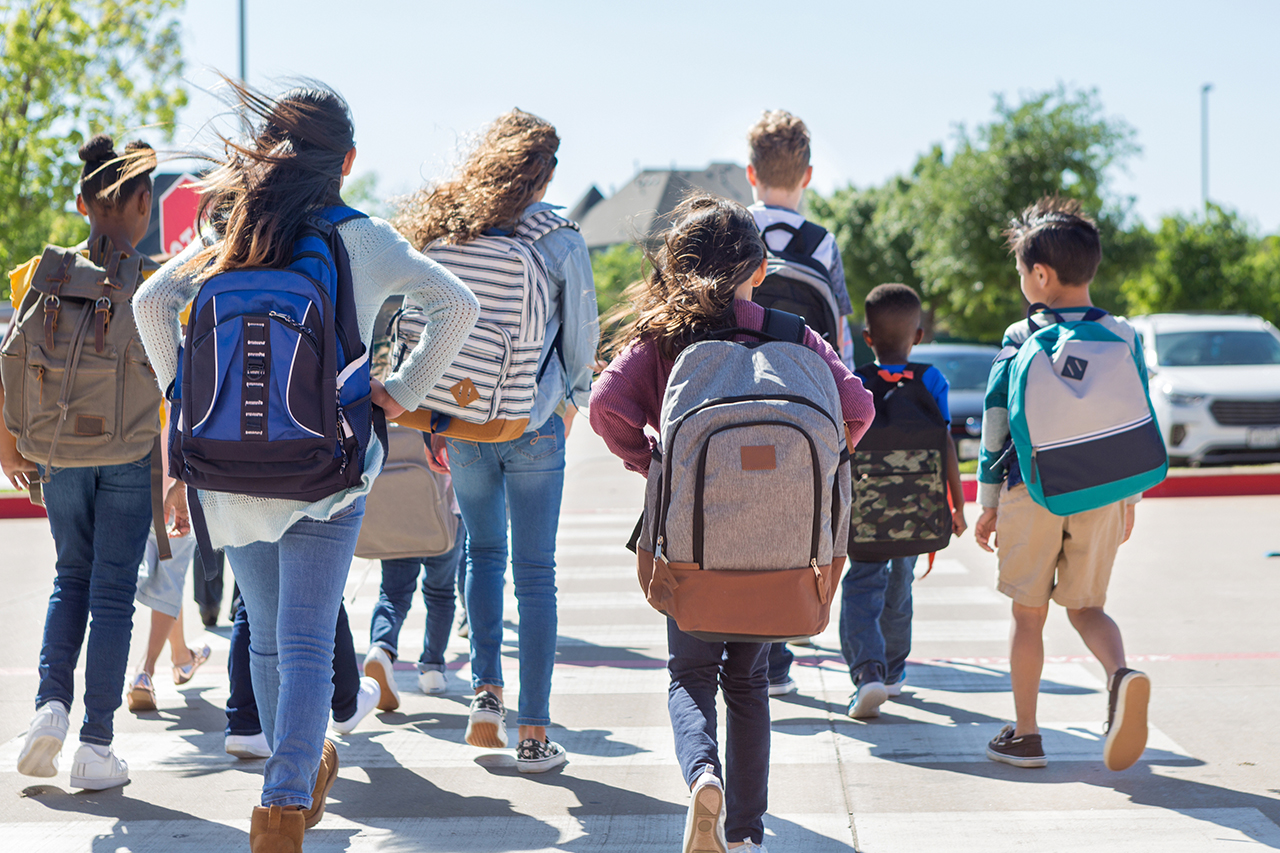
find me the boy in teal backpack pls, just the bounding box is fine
[974,198,1153,772]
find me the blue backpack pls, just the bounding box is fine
[168,206,384,504]
[1003,303,1167,515]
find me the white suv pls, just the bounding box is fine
[1129,313,1280,465]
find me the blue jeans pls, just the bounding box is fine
[35,457,153,745]
[766,642,793,683]
[839,556,917,685]
[370,517,467,672]
[224,497,364,808]
[448,415,564,727]
[225,598,361,735]
[667,619,770,845]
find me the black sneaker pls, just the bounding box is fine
[1104,668,1150,771]
[515,738,567,774]
[464,690,507,748]
[986,724,1048,768]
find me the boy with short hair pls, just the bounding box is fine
[975,197,1150,771]
[842,284,966,718]
[747,109,857,696]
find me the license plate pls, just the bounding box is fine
[957,438,981,460]
[1246,426,1280,448]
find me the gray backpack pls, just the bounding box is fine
[1,239,169,554]
[636,309,851,642]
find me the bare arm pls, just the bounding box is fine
[0,381,37,490]
[946,434,967,536]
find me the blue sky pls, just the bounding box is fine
[171,0,1280,232]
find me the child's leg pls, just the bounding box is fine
[418,535,463,671]
[839,559,890,684]
[1066,607,1125,678]
[168,608,192,667]
[666,619,724,785]
[765,642,793,685]
[880,556,917,685]
[1010,601,1049,736]
[721,641,770,846]
[139,610,178,676]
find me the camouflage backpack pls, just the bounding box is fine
[849,362,951,560]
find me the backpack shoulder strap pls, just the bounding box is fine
[905,362,933,379]
[760,220,828,257]
[514,208,579,243]
[761,307,807,344]
[314,205,369,228]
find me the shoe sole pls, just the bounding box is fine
[1104,671,1150,771]
[885,682,904,698]
[986,746,1048,768]
[70,770,129,790]
[684,783,727,853]
[225,744,270,760]
[419,677,447,695]
[363,657,400,712]
[304,742,339,828]
[848,683,889,719]
[17,732,64,778]
[766,682,796,697]
[464,713,507,748]
[127,687,156,713]
[516,750,568,774]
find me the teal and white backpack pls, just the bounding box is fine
[1003,303,1167,515]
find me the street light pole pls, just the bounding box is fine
[238,0,247,82]
[1201,83,1212,209]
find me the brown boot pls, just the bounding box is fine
[302,739,339,829]
[249,806,305,852]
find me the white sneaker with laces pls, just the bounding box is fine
[363,646,400,711]
[225,732,271,759]
[683,766,728,853]
[418,670,447,694]
[848,680,888,719]
[17,700,70,778]
[332,676,381,735]
[69,742,128,790]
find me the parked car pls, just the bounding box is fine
[908,343,1001,460]
[1129,313,1280,465]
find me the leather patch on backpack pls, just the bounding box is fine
[75,415,105,436]
[740,445,776,471]
[450,378,480,408]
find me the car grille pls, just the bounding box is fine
[1209,399,1280,426]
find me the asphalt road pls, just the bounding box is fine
[0,424,1278,851]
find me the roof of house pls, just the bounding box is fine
[573,163,753,250]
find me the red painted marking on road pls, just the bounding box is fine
[961,469,1280,502]
[0,494,46,519]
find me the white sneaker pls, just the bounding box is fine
[225,732,271,759]
[683,766,728,853]
[885,676,906,698]
[735,842,769,852]
[418,670,447,695]
[17,700,69,778]
[848,680,888,719]
[69,742,128,790]
[363,646,400,712]
[332,676,381,735]
[767,676,797,697]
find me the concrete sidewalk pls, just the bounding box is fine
[1,424,1278,851]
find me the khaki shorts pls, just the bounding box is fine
[995,483,1126,609]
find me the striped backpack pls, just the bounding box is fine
[1003,303,1167,515]
[391,209,576,442]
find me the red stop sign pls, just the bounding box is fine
[158,174,202,257]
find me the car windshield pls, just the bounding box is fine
[1155,330,1280,366]
[924,353,997,391]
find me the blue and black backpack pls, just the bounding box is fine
[168,206,385,505]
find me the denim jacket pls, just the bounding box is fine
[510,201,600,431]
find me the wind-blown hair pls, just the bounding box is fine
[79,134,156,211]
[394,109,559,249]
[179,75,355,280]
[1004,196,1102,286]
[604,194,766,360]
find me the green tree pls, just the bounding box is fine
[1121,205,1276,321]
[591,242,646,318]
[341,171,393,220]
[1,0,187,291]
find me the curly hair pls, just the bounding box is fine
[747,109,811,190]
[394,109,559,249]
[603,194,766,360]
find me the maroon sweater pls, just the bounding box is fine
[589,300,875,474]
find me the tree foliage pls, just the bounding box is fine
[0,0,188,289]
[591,242,647,318]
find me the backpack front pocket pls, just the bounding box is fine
[852,449,947,544]
[21,344,119,456]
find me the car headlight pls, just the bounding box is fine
[1161,385,1205,407]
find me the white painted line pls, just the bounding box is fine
[911,586,1004,605]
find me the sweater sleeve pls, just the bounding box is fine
[134,238,208,395]
[977,349,1013,508]
[803,325,874,446]
[588,344,660,475]
[342,218,480,412]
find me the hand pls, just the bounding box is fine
[0,439,38,491]
[164,480,190,538]
[426,433,450,474]
[1121,503,1136,544]
[951,506,968,538]
[562,403,577,438]
[974,507,999,553]
[370,379,407,420]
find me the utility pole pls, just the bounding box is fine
[238,0,247,82]
[1201,83,1212,209]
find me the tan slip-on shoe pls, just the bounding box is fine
[250,805,305,853]
[302,739,339,828]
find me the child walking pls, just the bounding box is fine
[974,197,1149,771]
[590,195,873,853]
[842,283,967,718]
